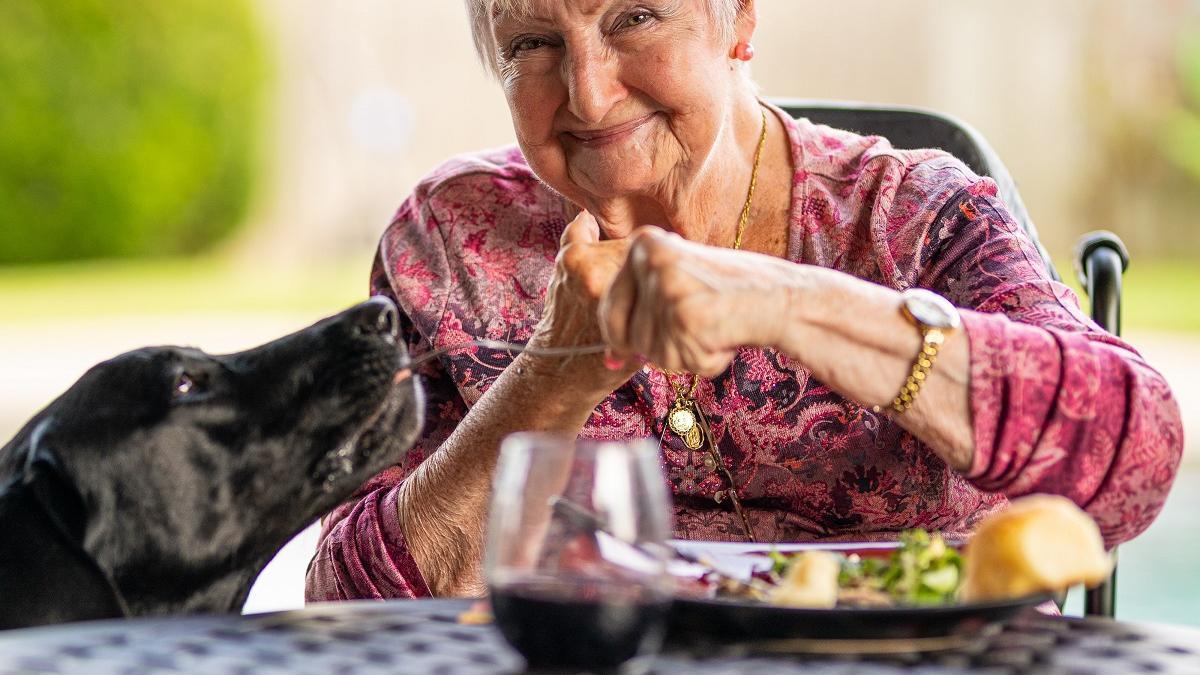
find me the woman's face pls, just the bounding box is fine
[492,1,746,212]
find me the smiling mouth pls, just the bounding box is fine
[564,113,656,147]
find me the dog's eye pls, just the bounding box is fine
[173,373,197,398]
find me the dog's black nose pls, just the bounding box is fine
[352,297,399,339]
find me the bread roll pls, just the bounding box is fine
[768,551,840,608]
[961,495,1112,602]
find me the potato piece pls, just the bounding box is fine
[961,495,1112,602]
[768,551,840,608]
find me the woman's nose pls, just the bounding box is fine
[562,47,626,126]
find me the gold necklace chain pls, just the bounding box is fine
[733,107,769,250]
[657,106,767,541]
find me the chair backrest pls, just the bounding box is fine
[773,99,1060,281]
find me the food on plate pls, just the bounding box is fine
[960,494,1112,602]
[708,494,1109,608]
[714,529,964,608]
[837,529,963,606]
[766,551,840,608]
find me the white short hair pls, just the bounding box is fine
[465,0,742,78]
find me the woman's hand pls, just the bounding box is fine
[597,226,977,471]
[527,210,641,398]
[598,227,801,376]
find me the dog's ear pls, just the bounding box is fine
[0,423,128,629]
[22,422,89,542]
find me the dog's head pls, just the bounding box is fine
[0,297,422,615]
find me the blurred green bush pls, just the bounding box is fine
[1081,15,1200,260]
[1162,27,1200,183]
[0,0,269,264]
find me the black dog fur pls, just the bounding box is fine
[0,297,422,630]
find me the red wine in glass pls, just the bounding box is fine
[491,578,668,670]
[486,434,673,672]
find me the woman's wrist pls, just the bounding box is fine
[771,265,931,411]
[509,349,628,417]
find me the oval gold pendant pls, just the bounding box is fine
[668,406,696,436]
[668,403,705,450]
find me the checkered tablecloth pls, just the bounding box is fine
[0,599,1197,674]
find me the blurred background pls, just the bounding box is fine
[1,0,1197,622]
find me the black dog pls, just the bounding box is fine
[0,297,422,630]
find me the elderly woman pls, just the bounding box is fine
[306,0,1183,600]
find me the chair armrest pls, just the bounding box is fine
[1072,231,1130,619]
[1074,231,1129,335]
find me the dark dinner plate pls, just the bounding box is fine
[666,593,1051,644]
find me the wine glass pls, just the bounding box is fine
[486,433,674,672]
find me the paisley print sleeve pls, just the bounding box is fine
[922,187,1184,547]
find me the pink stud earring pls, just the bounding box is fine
[732,42,755,62]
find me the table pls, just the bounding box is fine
[0,599,1197,674]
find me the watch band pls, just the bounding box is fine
[891,326,946,413]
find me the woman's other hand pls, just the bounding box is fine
[598,226,977,471]
[598,226,799,376]
[529,210,641,397]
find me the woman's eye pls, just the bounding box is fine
[623,12,652,28]
[510,36,549,55]
[173,373,197,398]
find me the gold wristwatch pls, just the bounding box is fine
[889,288,962,414]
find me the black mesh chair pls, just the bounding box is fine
[774,99,1129,618]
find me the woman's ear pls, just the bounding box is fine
[734,0,758,47]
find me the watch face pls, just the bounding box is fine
[904,289,962,330]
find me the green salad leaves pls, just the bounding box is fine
[773,530,964,606]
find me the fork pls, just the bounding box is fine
[550,496,771,598]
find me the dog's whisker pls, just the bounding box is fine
[404,339,608,370]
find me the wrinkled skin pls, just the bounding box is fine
[0,298,422,628]
[530,210,640,394]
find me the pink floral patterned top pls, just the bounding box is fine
[306,105,1183,601]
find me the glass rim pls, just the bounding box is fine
[501,432,661,456]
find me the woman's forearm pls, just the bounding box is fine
[599,229,978,470]
[394,352,616,597]
[776,265,976,471]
